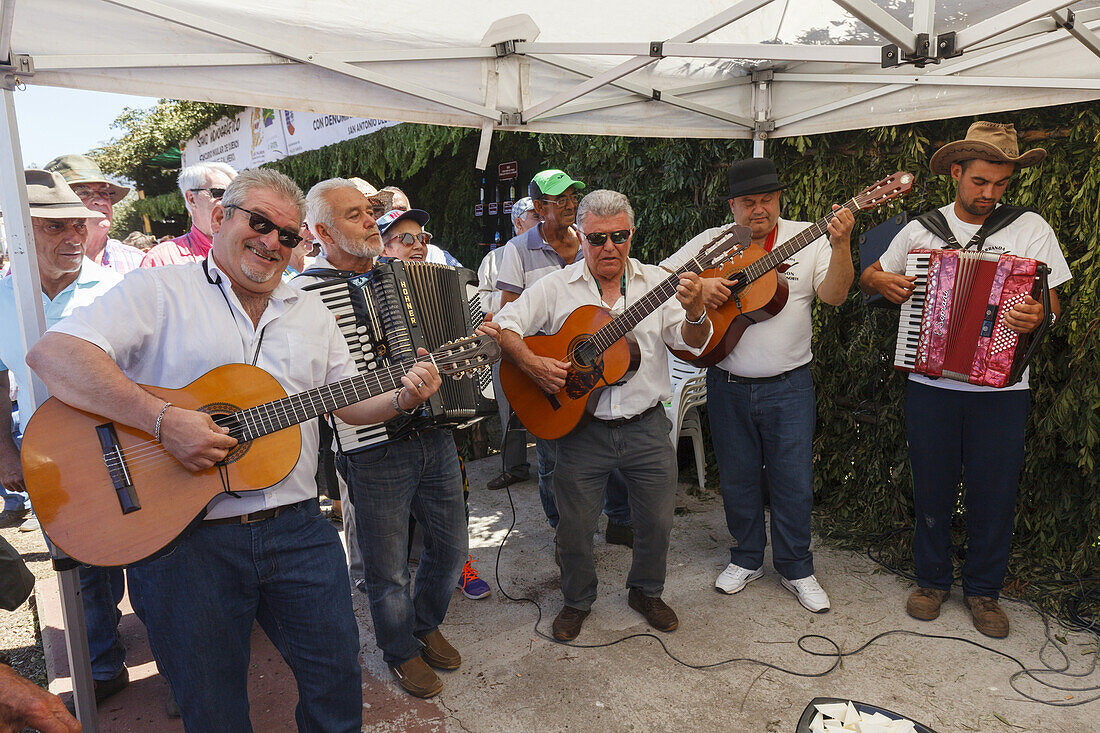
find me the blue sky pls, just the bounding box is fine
[14,86,157,170]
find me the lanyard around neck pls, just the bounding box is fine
[203,258,268,367]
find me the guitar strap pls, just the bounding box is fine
[916,205,1033,251]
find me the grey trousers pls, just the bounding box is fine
[553,408,677,611]
[493,362,530,477]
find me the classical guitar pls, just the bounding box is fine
[20,335,499,567]
[500,225,751,440]
[669,172,914,367]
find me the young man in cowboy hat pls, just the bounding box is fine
[44,154,144,275]
[861,121,1072,638]
[0,170,134,702]
[661,156,855,614]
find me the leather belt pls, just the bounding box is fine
[204,499,311,525]
[723,363,809,384]
[592,404,660,429]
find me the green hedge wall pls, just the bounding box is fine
[264,105,1098,606]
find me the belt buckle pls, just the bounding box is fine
[241,508,274,524]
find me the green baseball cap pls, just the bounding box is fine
[529,169,585,198]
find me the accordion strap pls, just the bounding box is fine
[296,266,361,280]
[916,205,1034,251]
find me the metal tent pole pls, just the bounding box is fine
[0,85,99,733]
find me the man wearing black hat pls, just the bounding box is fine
[861,121,1071,638]
[662,157,854,614]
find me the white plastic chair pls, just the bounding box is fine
[664,353,708,488]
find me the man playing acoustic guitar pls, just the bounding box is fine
[496,189,710,640]
[661,157,854,614]
[26,168,444,732]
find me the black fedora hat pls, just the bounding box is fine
[728,157,785,199]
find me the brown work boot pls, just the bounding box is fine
[906,587,950,621]
[627,588,679,632]
[417,629,461,670]
[552,606,590,641]
[966,596,1010,638]
[389,656,443,698]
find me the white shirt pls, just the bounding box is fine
[49,256,357,519]
[662,218,831,378]
[476,247,508,314]
[880,203,1072,392]
[495,257,711,420]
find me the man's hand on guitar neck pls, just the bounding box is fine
[158,407,238,472]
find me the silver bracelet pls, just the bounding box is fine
[154,402,173,443]
[685,310,708,325]
[391,389,416,416]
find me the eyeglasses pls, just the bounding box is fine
[224,205,303,248]
[584,229,631,246]
[190,187,226,200]
[71,184,112,202]
[538,194,578,207]
[389,232,432,246]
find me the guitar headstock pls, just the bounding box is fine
[854,171,914,211]
[697,224,753,269]
[433,334,501,380]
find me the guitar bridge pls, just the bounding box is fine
[96,423,141,514]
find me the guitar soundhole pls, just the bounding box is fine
[568,336,600,372]
[199,403,251,464]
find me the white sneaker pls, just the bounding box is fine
[715,563,764,594]
[781,574,830,613]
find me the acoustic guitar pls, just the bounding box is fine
[500,224,751,440]
[20,335,499,567]
[669,171,914,367]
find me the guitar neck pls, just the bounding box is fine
[230,362,411,441]
[739,198,860,284]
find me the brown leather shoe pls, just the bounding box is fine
[417,629,461,670]
[906,587,950,621]
[390,656,443,698]
[966,595,1009,638]
[552,606,589,641]
[627,588,678,632]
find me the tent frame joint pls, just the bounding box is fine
[754,119,775,138]
[1055,7,1076,29]
[882,33,939,68]
[500,111,523,126]
[649,41,664,58]
[0,53,33,90]
[934,31,961,61]
[494,40,518,57]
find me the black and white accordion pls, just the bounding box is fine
[301,260,495,453]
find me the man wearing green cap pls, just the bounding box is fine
[494,170,633,546]
[44,154,144,275]
[0,170,132,703]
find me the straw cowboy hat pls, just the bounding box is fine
[929,121,1047,176]
[43,154,130,204]
[25,169,104,219]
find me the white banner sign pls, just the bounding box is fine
[181,107,399,170]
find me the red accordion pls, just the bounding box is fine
[893,249,1050,388]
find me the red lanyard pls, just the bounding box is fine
[762,226,778,253]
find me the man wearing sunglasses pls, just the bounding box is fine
[494,170,634,548]
[141,162,237,268]
[660,157,855,616]
[44,154,145,275]
[28,168,446,731]
[496,189,711,640]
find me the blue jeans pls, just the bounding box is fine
[128,499,362,733]
[3,414,27,512]
[338,430,467,667]
[905,381,1029,599]
[78,566,126,681]
[706,365,816,580]
[536,437,632,529]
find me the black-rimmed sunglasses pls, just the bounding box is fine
[584,229,631,246]
[224,205,303,248]
[190,187,226,200]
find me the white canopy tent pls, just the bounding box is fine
[3,1,1100,729]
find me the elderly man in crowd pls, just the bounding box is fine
[0,170,132,704]
[496,189,710,640]
[141,162,237,267]
[28,168,444,730]
[44,154,143,275]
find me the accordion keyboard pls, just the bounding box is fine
[893,250,931,371]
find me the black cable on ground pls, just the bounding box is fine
[491,486,1100,706]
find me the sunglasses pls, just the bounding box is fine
[225,205,303,248]
[190,187,226,200]
[584,229,631,246]
[389,232,432,246]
